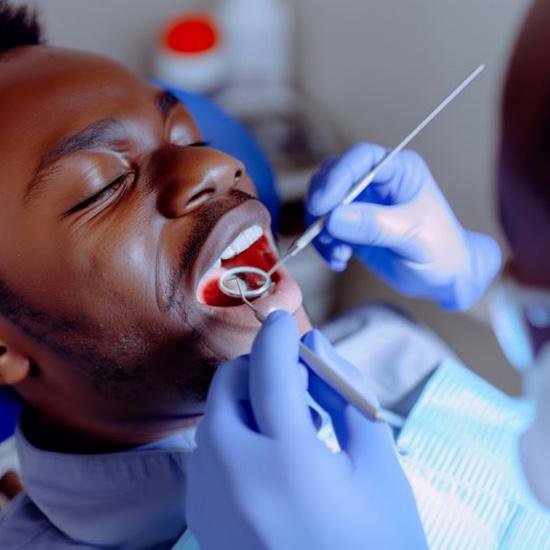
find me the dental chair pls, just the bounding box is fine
[0,86,280,473]
[0,391,19,448]
[0,389,20,503]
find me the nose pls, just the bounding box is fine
[155,146,244,218]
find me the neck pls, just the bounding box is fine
[20,407,201,454]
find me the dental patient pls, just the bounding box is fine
[1,2,549,549]
[0,3,311,547]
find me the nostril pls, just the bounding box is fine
[235,169,243,183]
[186,187,216,210]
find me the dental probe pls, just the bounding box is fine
[235,279,405,429]
[267,64,485,277]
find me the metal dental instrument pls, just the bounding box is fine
[234,278,405,428]
[267,64,486,277]
[219,266,272,299]
[218,65,485,301]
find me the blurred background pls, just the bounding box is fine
[14,0,533,394]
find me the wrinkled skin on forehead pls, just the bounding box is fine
[0,45,307,451]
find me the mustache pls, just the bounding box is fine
[166,189,258,309]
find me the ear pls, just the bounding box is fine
[0,343,31,385]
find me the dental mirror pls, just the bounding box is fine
[218,266,272,299]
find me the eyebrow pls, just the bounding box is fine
[22,89,181,207]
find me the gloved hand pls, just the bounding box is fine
[307,143,501,310]
[186,311,427,550]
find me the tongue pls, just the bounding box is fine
[202,236,277,307]
[202,279,242,307]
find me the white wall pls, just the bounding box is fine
[295,0,530,239]
[15,0,206,76]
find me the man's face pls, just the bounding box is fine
[0,46,306,445]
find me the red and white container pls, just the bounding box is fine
[152,13,227,95]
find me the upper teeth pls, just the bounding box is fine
[220,225,263,261]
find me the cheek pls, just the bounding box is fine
[105,234,155,297]
[65,222,161,324]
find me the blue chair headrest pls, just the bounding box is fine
[0,389,20,443]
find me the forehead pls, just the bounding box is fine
[0,46,172,195]
[0,46,156,126]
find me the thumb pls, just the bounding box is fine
[249,311,315,439]
[341,403,397,471]
[328,202,416,253]
[449,230,502,311]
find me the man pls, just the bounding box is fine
[0,1,312,546]
[0,1,315,449]
[0,1,521,548]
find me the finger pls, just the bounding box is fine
[309,364,395,470]
[443,230,502,311]
[302,330,391,466]
[328,243,353,272]
[342,404,397,471]
[308,145,430,218]
[327,201,419,256]
[312,230,353,272]
[196,357,251,449]
[307,143,387,216]
[302,330,369,432]
[249,311,315,439]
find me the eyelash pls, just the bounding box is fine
[67,172,134,215]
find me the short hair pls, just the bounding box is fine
[0,0,43,58]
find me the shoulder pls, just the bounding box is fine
[0,492,85,549]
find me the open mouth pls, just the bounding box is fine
[190,200,303,327]
[197,225,280,307]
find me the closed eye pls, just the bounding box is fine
[65,172,135,216]
[189,141,211,147]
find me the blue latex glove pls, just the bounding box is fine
[186,311,427,550]
[307,143,502,310]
